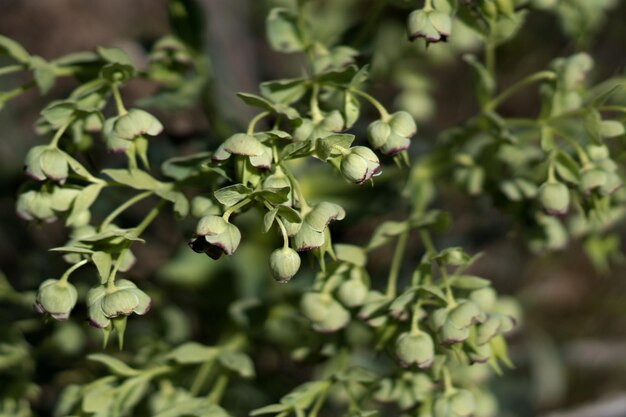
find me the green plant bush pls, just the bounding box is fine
[0,0,624,416]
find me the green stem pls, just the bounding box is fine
[442,367,455,395]
[49,117,75,148]
[222,198,251,222]
[0,81,36,103]
[419,230,455,305]
[599,105,626,114]
[281,163,310,211]
[264,202,290,248]
[310,83,323,122]
[350,88,390,121]
[423,0,433,11]
[386,230,409,299]
[247,111,270,135]
[0,64,25,77]
[191,359,216,396]
[410,300,422,335]
[308,383,330,417]
[110,83,127,115]
[550,127,590,165]
[207,374,230,404]
[101,191,153,230]
[486,71,556,111]
[485,42,496,76]
[59,259,89,284]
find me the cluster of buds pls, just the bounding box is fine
[367,111,417,156]
[406,1,452,44]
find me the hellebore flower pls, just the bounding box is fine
[407,8,452,44]
[340,146,381,185]
[293,111,344,142]
[34,279,78,320]
[395,331,435,368]
[433,390,476,417]
[367,111,417,156]
[293,202,345,251]
[212,133,273,169]
[87,279,151,329]
[24,146,70,183]
[300,292,350,333]
[103,108,163,152]
[188,215,241,259]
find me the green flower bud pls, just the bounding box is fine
[113,109,163,141]
[340,146,381,185]
[34,279,78,320]
[469,343,493,364]
[600,171,623,195]
[389,111,417,138]
[301,292,332,323]
[367,120,391,149]
[313,298,350,333]
[293,111,344,141]
[441,320,470,344]
[479,0,498,19]
[448,301,484,328]
[410,373,434,402]
[337,278,368,307]
[381,132,411,156]
[407,9,451,43]
[587,144,610,161]
[469,287,497,311]
[395,332,435,368]
[538,181,570,215]
[189,216,241,259]
[451,390,476,417]
[269,247,301,283]
[476,316,501,345]
[293,222,325,252]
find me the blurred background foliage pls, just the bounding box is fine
[1,0,626,416]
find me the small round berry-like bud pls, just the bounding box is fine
[35,279,78,320]
[301,292,332,323]
[538,181,570,215]
[269,247,301,283]
[367,120,391,149]
[395,331,435,368]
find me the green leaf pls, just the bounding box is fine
[280,139,312,159]
[218,351,255,378]
[97,47,134,66]
[335,366,377,383]
[166,342,217,364]
[276,205,302,224]
[0,35,30,63]
[252,187,290,205]
[111,376,151,416]
[52,51,100,66]
[316,133,355,160]
[250,404,287,416]
[263,207,279,233]
[92,252,112,285]
[449,275,491,290]
[103,169,161,190]
[67,183,103,227]
[30,56,57,94]
[367,221,409,250]
[463,54,495,107]
[49,246,94,255]
[88,353,140,377]
[266,8,304,53]
[554,151,580,184]
[41,101,76,128]
[162,152,229,181]
[236,92,299,119]
[600,120,625,138]
[153,400,229,417]
[214,184,252,207]
[334,244,367,267]
[260,78,307,104]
